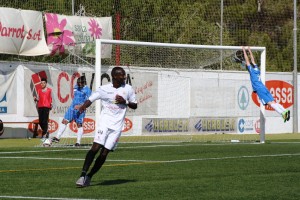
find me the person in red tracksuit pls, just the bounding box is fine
[33,78,53,138]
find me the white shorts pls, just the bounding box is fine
[94,126,121,151]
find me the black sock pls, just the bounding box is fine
[80,150,96,177]
[87,151,108,177]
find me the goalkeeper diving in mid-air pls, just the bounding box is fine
[242,46,290,122]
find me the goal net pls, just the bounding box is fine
[94,39,267,144]
[48,39,266,147]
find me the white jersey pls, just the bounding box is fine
[89,83,137,132]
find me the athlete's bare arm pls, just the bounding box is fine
[242,46,251,66]
[79,100,92,113]
[247,47,256,65]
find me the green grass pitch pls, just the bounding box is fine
[0,135,300,200]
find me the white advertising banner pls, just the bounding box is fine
[45,13,112,57]
[23,65,158,117]
[23,64,96,117]
[20,65,158,137]
[0,64,296,138]
[0,7,49,56]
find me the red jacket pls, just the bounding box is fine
[37,88,52,108]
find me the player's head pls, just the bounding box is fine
[77,76,85,88]
[40,78,47,89]
[111,67,126,86]
[80,76,87,84]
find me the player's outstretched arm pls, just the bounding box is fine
[242,46,251,66]
[79,100,92,113]
[247,47,256,65]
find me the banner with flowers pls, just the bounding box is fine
[45,13,112,58]
[0,7,49,56]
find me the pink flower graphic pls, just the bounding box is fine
[88,19,102,39]
[45,13,75,55]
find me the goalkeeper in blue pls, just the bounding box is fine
[52,76,92,146]
[242,46,290,122]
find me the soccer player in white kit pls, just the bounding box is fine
[76,67,137,187]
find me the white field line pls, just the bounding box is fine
[0,156,84,161]
[0,143,256,155]
[0,196,105,200]
[1,153,300,163]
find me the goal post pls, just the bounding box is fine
[94,39,267,143]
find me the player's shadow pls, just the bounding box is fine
[93,179,136,186]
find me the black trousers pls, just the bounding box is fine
[38,107,50,136]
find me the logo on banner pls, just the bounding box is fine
[144,118,189,133]
[122,118,133,132]
[145,119,154,132]
[45,13,75,55]
[194,120,202,131]
[69,118,95,134]
[255,120,260,133]
[0,8,49,56]
[45,13,111,57]
[238,86,249,110]
[251,80,293,110]
[238,119,245,133]
[0,92,7,113]
[238,118,255,133]
[28,119,58,136]
[194,118,236,133]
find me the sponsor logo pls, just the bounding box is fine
[255,120,260,133]
[0,107,7,113]
[238,118,255,133]
[144,119,189,133]
[238,86,249,110]
[28,119,58,136]
[194,120,202,131]
[0,69,8,113]
[0,92,7,113]
[251,80,293,110]
[145,119,154,132]
[0,92,6,103]
[69,118,95,134]
[238,119,245,132]
[122,118,133,132]
[194,118,236,132]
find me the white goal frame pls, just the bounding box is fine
[95,39,267,143]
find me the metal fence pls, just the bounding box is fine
[0,0,298,72]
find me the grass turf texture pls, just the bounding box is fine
[0,135,300,200]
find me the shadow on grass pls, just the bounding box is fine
[93,179,137,186]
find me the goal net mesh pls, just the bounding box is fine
[96,40,265,144]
